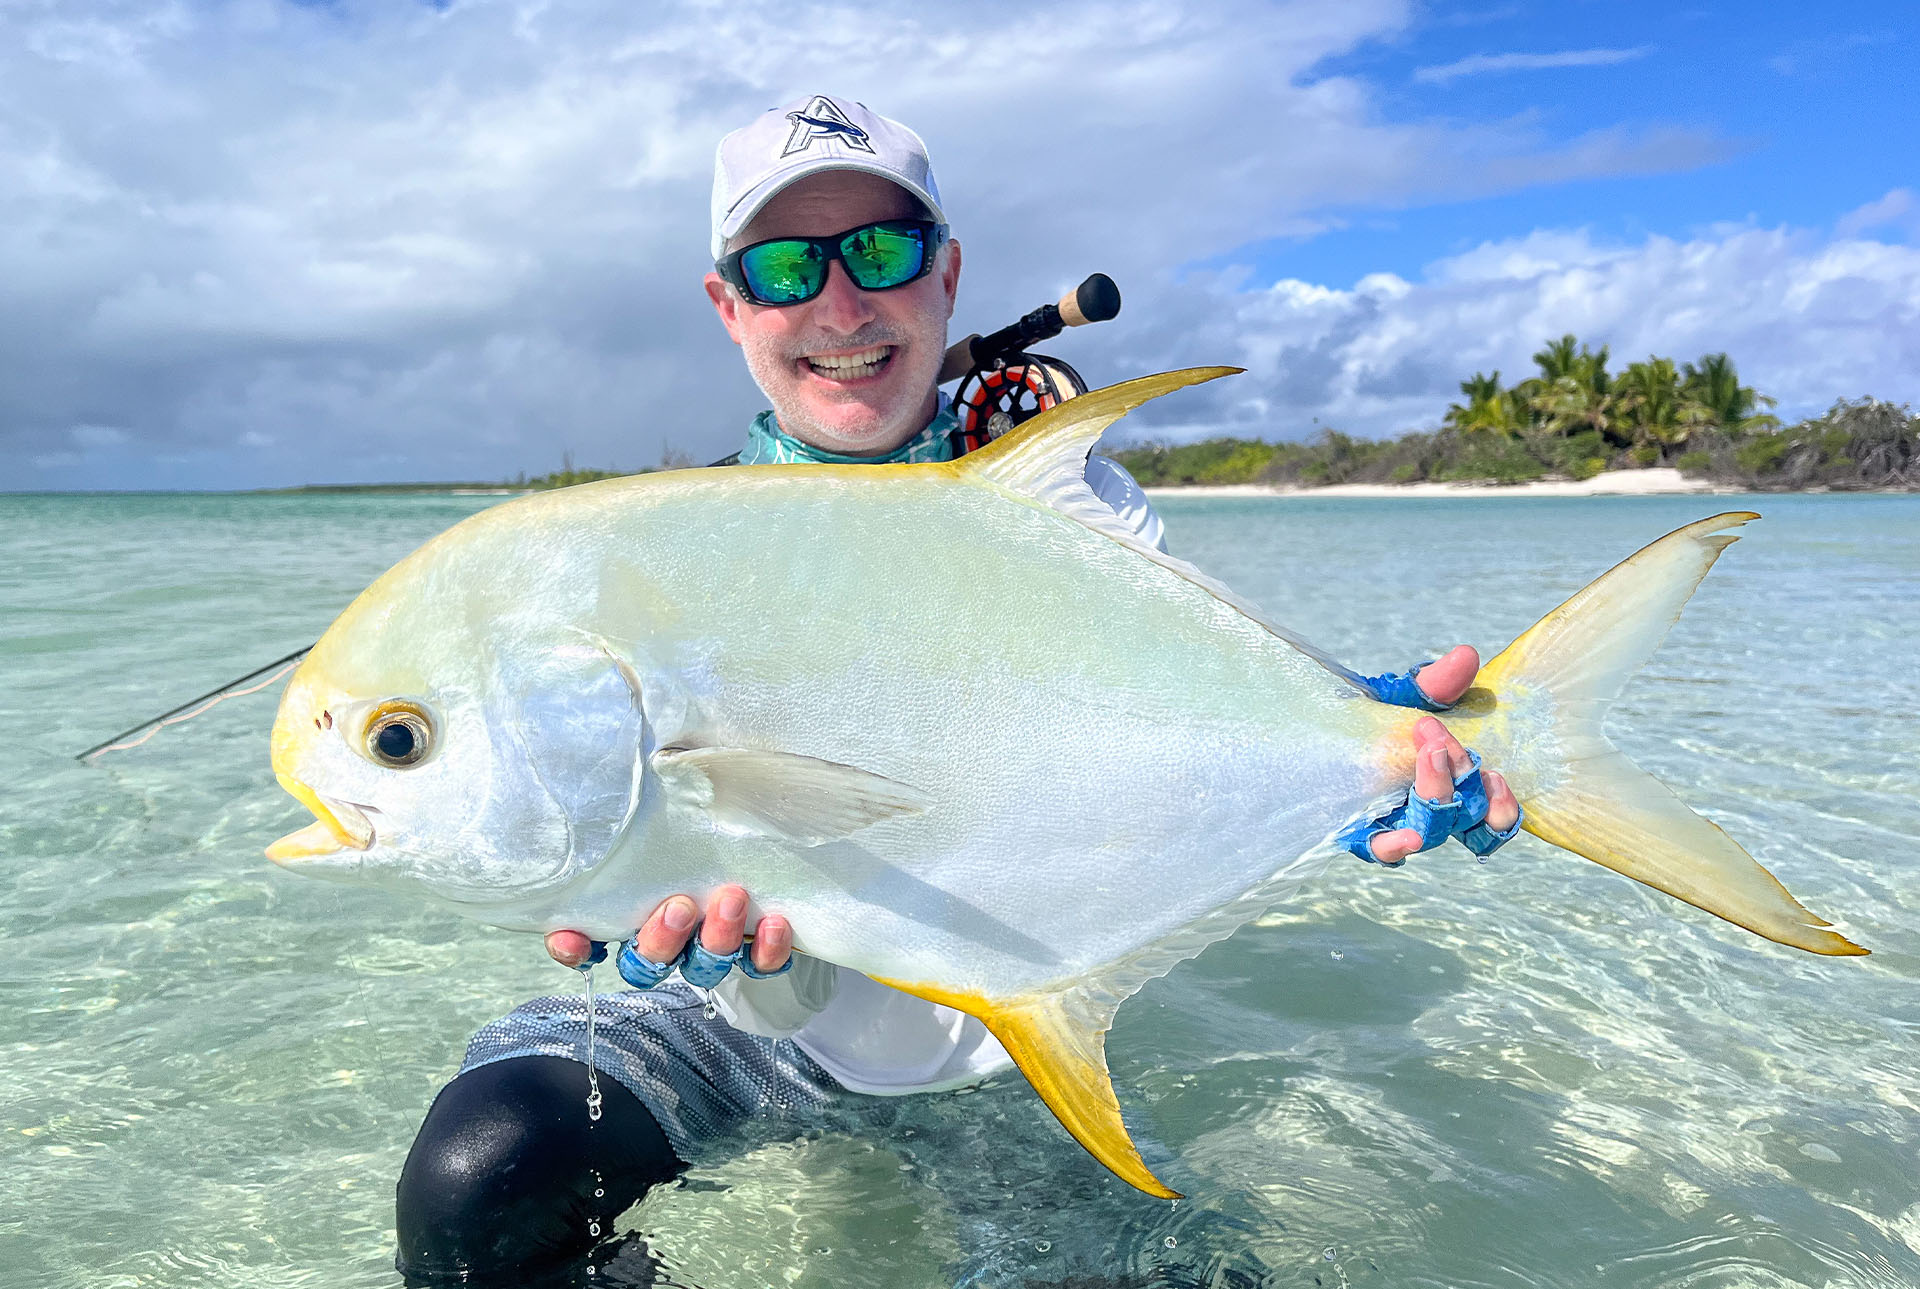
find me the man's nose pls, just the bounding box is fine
[806,261,876,334]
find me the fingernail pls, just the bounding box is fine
[663,900,696,932]
[718,891,746,921]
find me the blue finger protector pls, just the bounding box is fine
[615,941,677,990]
[737,943,794,980]
[1402,783,1468,850]
[678,940,740,989]
[1337,815,1402,867]
[1357,661,1453,712]
[1449,751,1491,828]
[1460,806,1525,858]
[1339,749,1488,867]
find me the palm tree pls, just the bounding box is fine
[1444,371,1517,435]
[1532,334,1581,383]
[1527,339,1618,443]
[1683,353,1779,436]
[1616,356,1712,452]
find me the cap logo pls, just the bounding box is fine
[780,96,874,157]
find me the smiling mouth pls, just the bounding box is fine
[267,775,374,864]
[804,345,894,382]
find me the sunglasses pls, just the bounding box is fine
[717,219,949,307]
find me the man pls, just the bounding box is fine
[394,95,1520,1283]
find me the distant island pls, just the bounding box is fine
[267,338,1918,496]
[261,457,646,495]
[1110,337,1919,493]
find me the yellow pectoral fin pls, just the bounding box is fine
[875,977,1180,1200]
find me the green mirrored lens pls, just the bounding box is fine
[740,240,826,303]
[841,225,926,289]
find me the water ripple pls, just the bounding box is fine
[2,492,1916,1287]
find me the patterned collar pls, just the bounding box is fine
[737,396,964,465]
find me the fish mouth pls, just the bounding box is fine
[267,775,375,865]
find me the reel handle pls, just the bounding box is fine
[939,273,1121,383]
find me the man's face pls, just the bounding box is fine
[705,170,961,456]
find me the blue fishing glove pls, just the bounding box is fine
[1343,662,1523,863]
[615,940,678,989]
[1357,660,1454,712]
[615,929,794,990]
[1337,750,1524,867]
[680,937,794,987]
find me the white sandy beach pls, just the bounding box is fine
[1144,467,1726,499]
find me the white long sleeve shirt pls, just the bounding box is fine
[712,454,1163,1094]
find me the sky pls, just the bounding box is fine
[3,0,1916,490]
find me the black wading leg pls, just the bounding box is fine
[395,1055,685,1284]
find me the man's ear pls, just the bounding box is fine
[704,272,747,346]
[938,238,962,321]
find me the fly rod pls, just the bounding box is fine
[76,645,313,761]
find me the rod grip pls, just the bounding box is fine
[1059,273,1121,328]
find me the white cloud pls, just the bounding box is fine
[0,0,1737,489]
[1105,223,1920,444]
[1836,188,1918,240]
[1413,47,1651,86]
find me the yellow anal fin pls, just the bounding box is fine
[874,977,1180,1199]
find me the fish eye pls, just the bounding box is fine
[364,701,433,769]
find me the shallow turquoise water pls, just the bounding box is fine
[2,491,1916,1288]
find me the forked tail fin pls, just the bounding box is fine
[1477,512,1866,957]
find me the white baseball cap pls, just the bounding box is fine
[710,94,946,260]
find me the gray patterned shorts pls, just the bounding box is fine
[457,982,845,1164]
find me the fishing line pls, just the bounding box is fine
[76,645,313,761]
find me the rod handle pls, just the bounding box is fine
[938,273,1122,383]
[1059,272,1121,328]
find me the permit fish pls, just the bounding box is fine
[266,368,1864,1199]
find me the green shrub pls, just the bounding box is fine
[1675,451,1712,475]
[1433,436,1545,484]
[1735,434,1789,475]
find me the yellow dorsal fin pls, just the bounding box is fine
[959,368,1240,508]
[957,365,1378,688]
[873,976,1180,1199]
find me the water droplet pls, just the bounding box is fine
[1330,949,1344,960]
[1324,1246,1337,1261]
[594,1187,604,1198]
[1036,1240,1051,1253]
[581,967,604,1124]
[1164,1236,1177,1249]
[1477,854,1489,865]
[585,1266,595,1277]
[589,1221,600,1236]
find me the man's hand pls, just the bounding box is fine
[543,885,794,978]
[1368,645,1519,865]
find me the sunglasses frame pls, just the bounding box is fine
[716,219,950,307]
